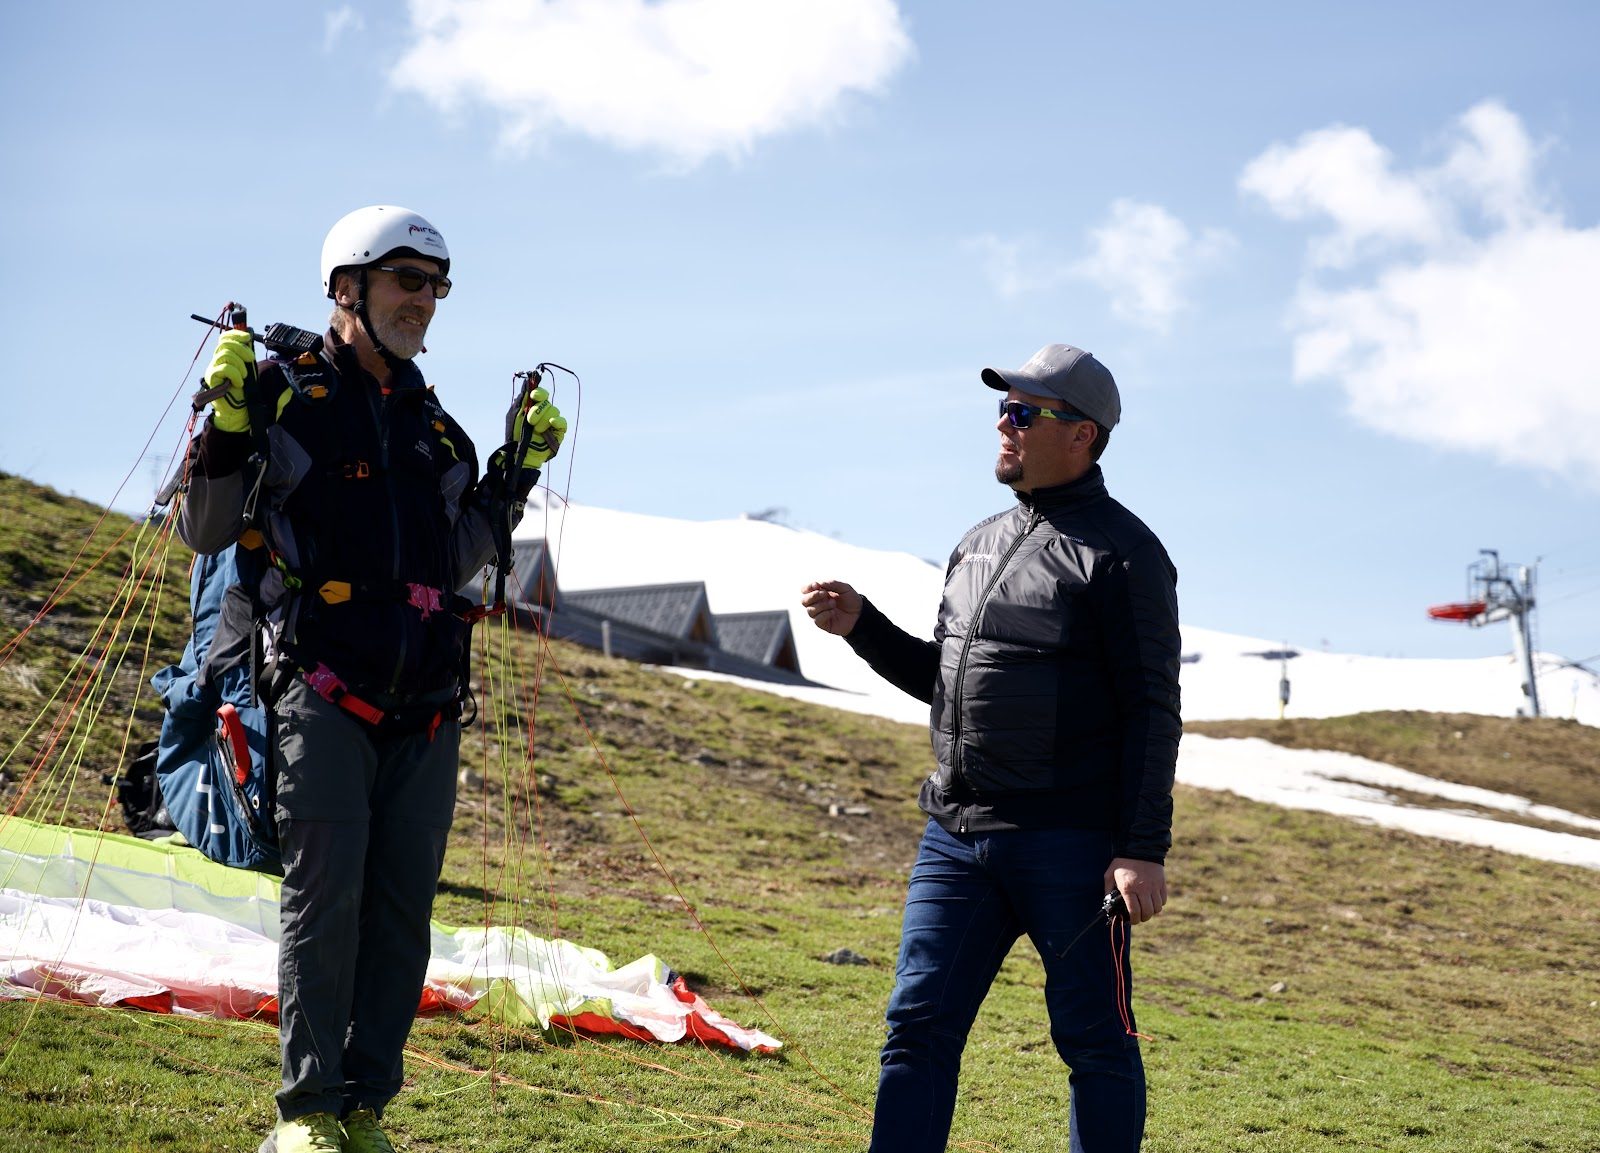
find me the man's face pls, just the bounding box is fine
[994,388,1096,492]
[363,258,442,359]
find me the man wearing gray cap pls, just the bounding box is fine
[802,344,1180,1152]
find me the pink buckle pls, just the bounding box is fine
[305,662,345,697]
[303,662,386,726]
[406,583,444,620]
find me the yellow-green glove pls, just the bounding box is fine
[512,387,567,467]
[205,329,256,434]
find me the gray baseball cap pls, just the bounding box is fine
[981,344,1121,429]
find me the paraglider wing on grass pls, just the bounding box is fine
[0,817,779,1054]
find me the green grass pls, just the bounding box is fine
[2,471,1598,1151]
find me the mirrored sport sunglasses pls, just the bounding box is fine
[998,398,1092,429]
[373,264,453,299]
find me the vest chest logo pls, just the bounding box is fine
[413,438,434,461]
[954,551,994,568]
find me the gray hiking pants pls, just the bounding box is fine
[271,678,459,1122]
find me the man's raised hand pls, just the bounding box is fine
[800,580,863,637]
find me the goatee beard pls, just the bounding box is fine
[995,459,1023,486]
[373,314,428,359]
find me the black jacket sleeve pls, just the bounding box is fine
[1094,541,1182,863]
[843,596,940,705]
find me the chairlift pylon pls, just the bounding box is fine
[1427,549,1540,717]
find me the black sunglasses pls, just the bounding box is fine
[372,264,453,299]
[998,398,1092,429]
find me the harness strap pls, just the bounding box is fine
[300,661,455,740]
[303,662,387,726]
[314,579,448,614]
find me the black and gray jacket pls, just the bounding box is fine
[179,329,531,701]
[845,466,1181,863]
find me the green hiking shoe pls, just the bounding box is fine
[342,1107,398,1153]
[267,1112,344,1153]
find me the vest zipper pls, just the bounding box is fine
[377,387,408,694]
[950,506,1041,799]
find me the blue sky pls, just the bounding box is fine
[3,1,1598,665]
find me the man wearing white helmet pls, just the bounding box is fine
[180,206,566,1153]
[319,205,452,362]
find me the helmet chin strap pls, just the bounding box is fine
[344,269,410,370]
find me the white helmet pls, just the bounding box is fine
[320,205,450,299]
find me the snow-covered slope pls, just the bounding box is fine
[519,494,1600,728]
[512,495,1600,870]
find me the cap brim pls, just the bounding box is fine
[981,367,1018,392]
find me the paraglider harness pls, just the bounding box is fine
[151,305,545,871]
[195,305,544,740]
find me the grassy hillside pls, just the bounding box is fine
[0,473,193,830]
[2,472,1598,1152]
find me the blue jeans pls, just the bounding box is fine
[869,820,1145,1152]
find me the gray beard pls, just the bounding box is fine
[371,312,427,359]
[995,458,1023,486]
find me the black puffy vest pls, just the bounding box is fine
[923,469,1181,859]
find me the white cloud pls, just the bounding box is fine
[1239,124,1446,267]
[388,0,912,166]
[324,6,365,53]
[1242,101,1600,486]
[1071,200,1233,333]
[972,200,1231,333]
[967,233,1069,299]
